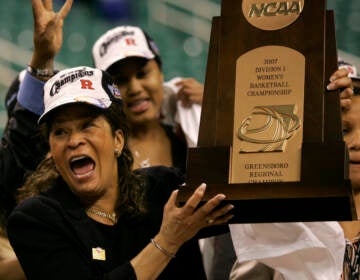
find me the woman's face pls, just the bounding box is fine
[343,95,360,190]
[48,104,124,200]
[110,58,164,126]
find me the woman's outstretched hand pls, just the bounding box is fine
[30,0,73,69]
[156,183,234,254]
[176,78,204,106]
[327,68,354,111]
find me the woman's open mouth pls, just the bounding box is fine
[70,155,95,178]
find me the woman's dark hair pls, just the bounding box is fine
[17,101,147,218]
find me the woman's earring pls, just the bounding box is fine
[114,149,121,158]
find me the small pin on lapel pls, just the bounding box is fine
[92,247,106,261]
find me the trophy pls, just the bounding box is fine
[177,0,357,223]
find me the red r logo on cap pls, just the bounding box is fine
[125,38,136,46]
[80,79,95,90]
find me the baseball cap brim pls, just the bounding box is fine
[38,66,120,124]
[38,96,111,124]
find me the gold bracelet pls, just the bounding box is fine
[150,238,176,258]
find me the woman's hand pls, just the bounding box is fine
[156,183,234,253]
[176,78,204,106]
[30,0,73,70]
[327,68,354,111]
[130,183,233,280]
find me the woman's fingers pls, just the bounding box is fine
[43,0,53,10]
[180,183,234,219]
[202,197,234,226]
[182,183,207,215]
[59,0,73,19]
[164,189,179,211]
[206,203,234,221]
[160,184,234,248]
[176,78,204,105]
[199,193,226,214]
[329,68,349,82]
[167,183,234,229]
[327,76,353,91]
[206,212,234,226]
[31,0,44,18]
[327,67,352,90]
[327,68,354,111]
[340,87,354,111]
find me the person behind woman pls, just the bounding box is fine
[340,77,360,279]
[6,65,233,280]
[91,25,203,171]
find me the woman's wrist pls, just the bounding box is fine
[150,238,176,258]
[28,54,55,80]
[151,234,180,259]
[27,65,54,78]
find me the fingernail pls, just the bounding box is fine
[217,194,226,200]
[198,183,207,193]
[227,204,234,210]
[329,76,336,82]
[327,83,334,90]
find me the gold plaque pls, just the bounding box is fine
[231,46,304,183]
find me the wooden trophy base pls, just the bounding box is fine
[177,143,356,223]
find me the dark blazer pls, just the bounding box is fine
[7,166,208,280]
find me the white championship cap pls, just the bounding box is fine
[92,25,161,71]
[39,66,121,124]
